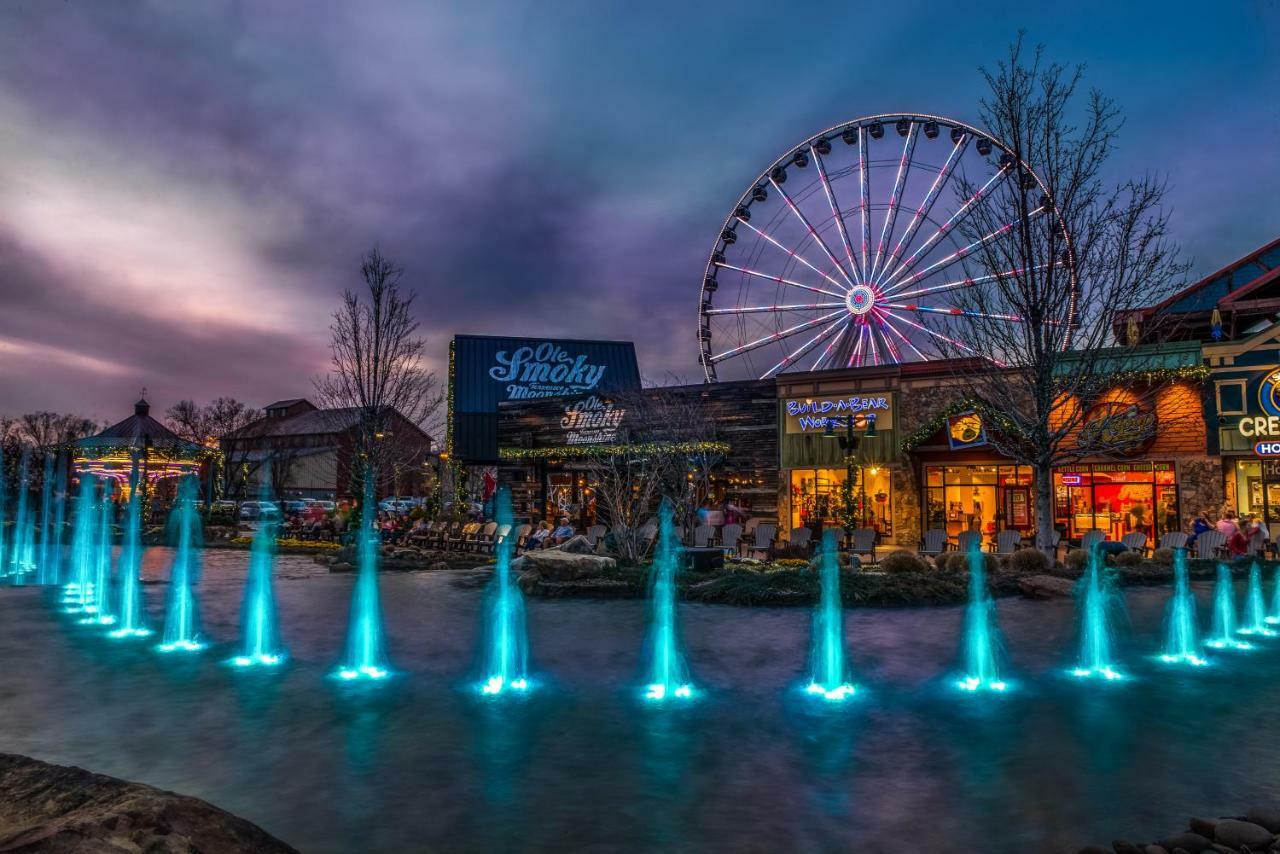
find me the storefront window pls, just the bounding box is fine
[790,467,891,535]
[1054,462,1178,541]
[1233,459,1280,524]
[923,464,1033,542]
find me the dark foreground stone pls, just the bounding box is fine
[0,753,297,853]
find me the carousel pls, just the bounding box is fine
[72,397,207,498]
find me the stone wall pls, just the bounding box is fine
[1180,455,1227,520]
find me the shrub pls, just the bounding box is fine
[1152,547,1175,566]
[1065,548,1088,571]
[1114,549,1144,568]
[878,549,930,574]
[1008,547,1051,574]
[774,558,811,568]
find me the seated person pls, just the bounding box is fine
[551,517,576,545]
[526,520,553,550]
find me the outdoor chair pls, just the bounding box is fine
[472,521,498,552]
[513,523,532,552]
[787,525,812,555]
[919,528,949,559]
[586,524,607,548]
[492,524,512,551]
[432,520,458,550]
[1246,526,1268,557]
[1194,529,1226,560]
[720,523,743,554]
[1080,529,1105,554]
[993,529,1022,555]
[447,522,479,551]
[1120,531,1148,554]
[1157,531,1188,551]
[746,523,776,559]
[692,524,714,549]
[956,529,982,554]
[849,528,876,565]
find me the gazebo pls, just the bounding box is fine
[72,397,206,497]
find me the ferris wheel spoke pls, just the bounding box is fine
[811,145,862,284]
[761,316,848,378]
[769,178,856,287]
[878,166,1012,292]
[848,321,871,368]
[891,265,1049,301]
[872,313,903,364]
[709,309,848,364]
[704,301,845,316]
[858,127,871,282]
[732,218,849,292]
[876,134,968,286]
[883,302,1023,322]
[713,261,845,300]
[881,206,1046,297]
[875,310,929,361]
[882,309,1004,365]
[866,316,884,366]
[810,318,852,371]
[868,124,918,283]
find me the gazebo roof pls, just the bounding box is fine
[74,398,203,457]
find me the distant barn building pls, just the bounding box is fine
[221,399,435,499]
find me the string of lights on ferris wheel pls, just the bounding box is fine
[697,113,1077,382]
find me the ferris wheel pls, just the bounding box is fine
[697,113,1076,381]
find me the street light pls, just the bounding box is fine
[821,414,878,550]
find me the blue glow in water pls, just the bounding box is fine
[234,507,285,667]
[334,471,389,681]
[805,530,855,701]
[1205,563,1252,651]
[45,454,67,587]
[10,447,36,582]
[642,500,694,702]
[110,484,150,639]
[84,493,116,624]
[478,487,529,696]
[1239,561,1277,637]
[1270,566,1280,626]
[1071,547,1126,681]
[36,453,54,584]
[159,476,203,652]
[63,476,100,612]
[956,540,1008,692]
[1159,548,1208,665]
[0,443,7,578]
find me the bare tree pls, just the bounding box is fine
[167,398,263,499]
[314,247,443,494]
[925,38,1190,557]
[16,412,97,449]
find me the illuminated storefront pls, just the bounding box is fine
[1054,462,1179,540]
[789,466,892,533]
[924,464,1034,539]
[1207,324,1280,525]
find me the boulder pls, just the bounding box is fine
[1018,574,1076,599]
[1157,832,1213,853]
[328,562,355,574]
[555,535,595,555]
[1214,819,1272,850]
[1143,845,1169,854]
[520,549,616,581]
[1189,818,1218,838]
[1245,807,1280,834]
[0,752,297,853]
[516,569,542,594]
[429,561,450,572]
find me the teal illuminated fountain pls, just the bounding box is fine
[1238,561,1275,638]
[45,454,67,587]
[477,487,529,695]
[805,529,854,700]
[10,446,36,582]
[957,540,1008,692]
[335,471,389,681]
[1071,547,1125,680]
[1159,547,1207,665]
[109,477,150,639]
[642,500,694,702]
[1205,563,1251,651]
[36,453,53,583]
[64,475,99,611]
[0,442,7,578]
[84,491,116,624]
[158,475,204,652]
[233,507,285,667]
[1269,566,1280,626]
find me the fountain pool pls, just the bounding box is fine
[2,548,1279,853]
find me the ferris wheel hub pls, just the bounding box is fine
[845,284,876,316]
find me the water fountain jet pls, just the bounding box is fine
[232,495,285,667]
[642,500,694,702]
[158,475,203,652]
[36,453,54,584]
[110,470,150,639]
[334,470,389,681]
[1238,561,1275,637]
[477,487,530,695]
[804,529,854,700]
[1159,547,1207,665]
[1071,547,1125,680]
[1205,563,1251,651]
[10,447,36,582]
[956,540,1008,692]
[63,475,99,612]
[84,491,116,624]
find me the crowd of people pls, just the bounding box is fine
[1188,508,1270,557]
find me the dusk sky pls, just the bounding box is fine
[1,1,1277,423]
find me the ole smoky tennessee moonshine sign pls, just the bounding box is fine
[451,335,641,462]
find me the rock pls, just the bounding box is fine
[1246,807,1280,834]
[521,549,616,581]
[0,752,297,853]
[1190,818,1219,838]
[1158,832,1214,853]
[429,561,450,572]
[1078,847,1112,854]
[1145,845,1170,854]
[328,561,355,573]
[1215,819,1273,850]
[1018,574,1076,599]
[516,569,542,594]
[1113,841,1145,854]
[510,555,526,572]
[554,535,595,555]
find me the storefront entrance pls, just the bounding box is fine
[790,466,892,536]
[1231,458,1280,524]
[923,464,1034,542]
[1054,462,1178,542]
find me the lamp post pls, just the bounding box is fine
[822,413,878,550]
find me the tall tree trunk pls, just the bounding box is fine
[1035,460,1056,561]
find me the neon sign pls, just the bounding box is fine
[784,394,894,433]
